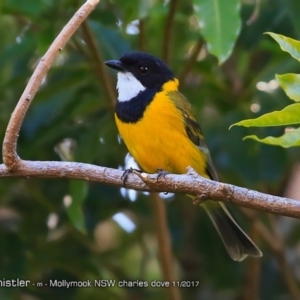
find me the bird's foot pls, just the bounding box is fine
[156,168,169,181]
[121,168,142,186]
[155,168,170,195]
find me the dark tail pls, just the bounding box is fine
[202,201,262,261]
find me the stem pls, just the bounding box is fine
[150,193,181,300]
[138,19,146,52]
[81,20,116,109]
[178,39,203,83]
[162,0,177,63]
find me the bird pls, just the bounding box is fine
[105,51,262,261]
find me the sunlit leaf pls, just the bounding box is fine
[266,32,300,62]
[244,127,300,148]
[194,0,241,64]
[230,103,300,128]
[276,73,300,102]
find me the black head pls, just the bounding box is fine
[105,52,175,90]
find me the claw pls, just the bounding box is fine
[121,168,142,186]
[121,168,132,186]
[156,168,169,181]
[155,168,170,195]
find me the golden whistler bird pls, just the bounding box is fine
[105,52,262,261]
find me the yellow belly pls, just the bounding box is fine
[115,89,207,177]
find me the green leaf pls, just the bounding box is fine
[230,103,300,128]
[276,73,300,102]
[194,0,241,64]
[244,127,300,148]
[266,32,300,62]
[66,180,88,233]
[4,0,46,16]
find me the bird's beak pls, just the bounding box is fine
[104,60,124,72]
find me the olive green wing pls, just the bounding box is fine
[168,90,263,261]
[168,90,219,181]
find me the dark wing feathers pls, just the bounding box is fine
[168,90,219,181]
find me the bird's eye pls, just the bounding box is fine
[138,65,149,75]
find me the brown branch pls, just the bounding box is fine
[81,20,117,109]
[275,246,300,300]
[178,38,203,83]
[162,0,177,63]
[138,18,146,52]
[2,0,100,170]
[240,219,261,300]
[241,257,261,300]
[1,162,300,219]
[246,0,261,25]
[150,193,181,300]
[242,210,300,299]
[268,215,300,300]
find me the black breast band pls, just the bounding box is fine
[115,89,157,123]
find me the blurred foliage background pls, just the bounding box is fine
[1,0,300,299]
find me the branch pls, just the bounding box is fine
[242,209,300,299]
[162,0,177,63]
[178,38,203,83]
[2,0,99,170]
[138,18,146,52]
[81,20,117,109]
[1,162,299,218]
[268,215,300,300]
[150,193,181,300]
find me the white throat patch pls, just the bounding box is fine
[117,72,146,102]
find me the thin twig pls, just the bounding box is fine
[242,209,300,300]
[162,0,177,63]
[274,245,300,300]
[1,162,300,219]
[178,38,203,83]
[242,258,261,300]
[268,215,300,300]
[240,221,261,300]
[81,20,116,109]
[246,0,261,25]
[150,193,181,300]
[138,19,146,52]
[2,0,100,170]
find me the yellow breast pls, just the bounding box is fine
[115,80,207,176]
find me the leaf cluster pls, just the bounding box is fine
[232,33,300,148]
